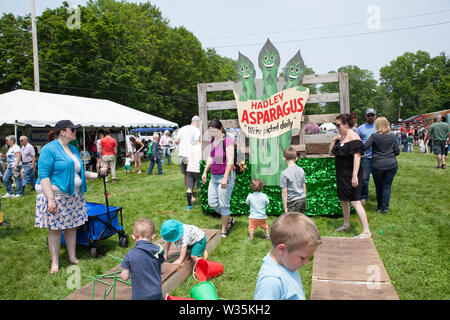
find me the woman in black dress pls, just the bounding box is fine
[329,113,372,239]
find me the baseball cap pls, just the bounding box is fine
[54,120,80,133]
[160,219,183,243]
[365,108,376,115]
[191,115,200,122]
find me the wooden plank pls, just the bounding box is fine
[306,143,330,154]
[305,154,333,158]
[64,229,221,300]
[307,93,339,104]
[197,83,208,137]
[302,73,339,84]
[292,144,306,152]
[310,279,399,300]
[305,113,339,124]
[299,115,306,158]
[338,72,350,114]
[312,237,391,283]
[310,236,398,300]
[207,100,236,111]
[305,134,334,144]
[205,81,235,92]
[202,73,339,93]
[197,83,209,159]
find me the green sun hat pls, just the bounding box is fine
[161,219,183,243]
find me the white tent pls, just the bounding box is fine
[0,89,178,128]
[319,122,337,131]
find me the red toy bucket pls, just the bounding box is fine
[193,259,224,282]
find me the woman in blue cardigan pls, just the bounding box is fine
[35,120,108,274]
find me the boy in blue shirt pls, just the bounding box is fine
[120,218,166,300]
[147,135,163,175]
[254,212,321,300]
[246,179,270,240]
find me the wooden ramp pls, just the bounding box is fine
[310,237,399,300]
[64,229,221,300]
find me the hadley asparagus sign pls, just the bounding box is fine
[233,39,309,139]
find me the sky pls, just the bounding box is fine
[1,0,449,82]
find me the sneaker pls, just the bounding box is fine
[441,165,447,169]
[2,193,14,198]
[361,199,367,206]
[381,210,388,214]
[0,221,11,227]
[186,206,192,211]
[13,194,23,198]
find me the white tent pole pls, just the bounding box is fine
[82,126,86,171]
[14,122,17,141]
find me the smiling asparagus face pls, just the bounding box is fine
[283,50,306,87]
[237,52,256,80]
[258,39,280,74]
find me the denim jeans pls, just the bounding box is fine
[21,163,36,191]
[372,166,398,212]
[407,142,413,152]
[147,157,163,175]
[402,141,408,152]
[208,173,235,216]
[161,146,171,165]
[3,165,23,195]
[360,157,373,201]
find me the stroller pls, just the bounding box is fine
[62,176,129,258]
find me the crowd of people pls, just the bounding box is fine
[394,115,450,169]
[0,110,448,300]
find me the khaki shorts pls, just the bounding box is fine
[287,198,307,214]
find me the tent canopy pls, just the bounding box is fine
[319,122,337,131]
[130,127,174,133]
[0,89,178,128]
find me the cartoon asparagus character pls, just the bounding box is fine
[251,39,289,185]
[283,50,307,91]
[258,38,280,101]
[236,52,257,101]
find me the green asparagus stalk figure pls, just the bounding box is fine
[251,39,289,185]
[283,50,307,91]
[236,52,257,101]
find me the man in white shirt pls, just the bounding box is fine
[19,135,36,192]
[159,130,171,165]
[175,116,200,187]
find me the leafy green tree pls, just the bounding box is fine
[320,65,378,123]
[0,13,34,92]
[0,0,238,127]
[379,50,449,120]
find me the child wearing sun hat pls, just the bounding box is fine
[161,219,207,265]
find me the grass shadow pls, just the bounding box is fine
[0,225,24,239]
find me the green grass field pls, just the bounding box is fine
[0,148,448,300]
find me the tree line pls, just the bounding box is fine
[1,0,448,126]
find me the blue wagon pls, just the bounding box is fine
[62,201,129,258]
